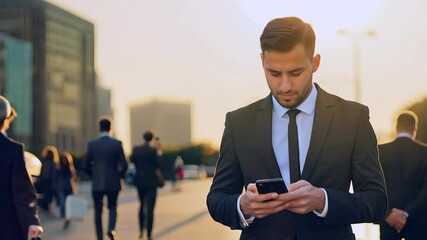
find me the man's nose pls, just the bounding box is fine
[280,76,292,92]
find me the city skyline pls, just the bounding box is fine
[47,0,427,151]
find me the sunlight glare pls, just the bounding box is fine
[237,0,382,37]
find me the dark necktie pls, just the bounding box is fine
[287,109,301,183]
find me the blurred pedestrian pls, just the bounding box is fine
[54,151,77,229]
[39,145,59,215]
[0,95,43,239]
[172,155,184,191]
[377,111,427,240]
[152,136,163,157]
[83,116,128,240]
[131,131,164,240]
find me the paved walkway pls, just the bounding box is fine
[40,179,240,240]
[40,178,380,240]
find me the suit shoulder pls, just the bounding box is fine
[228,96,268,117]
[111,138,123,146]
[324,91,367,111]
[1,135,24,150]
[131,145,143,152]
[414,139,427,147]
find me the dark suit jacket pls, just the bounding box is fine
[0,133,40,240]
[83,135,128,192]
[207,84,387,240]
[378,137,427,227]
[131,143,161,188]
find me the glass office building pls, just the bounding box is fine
[0,0,97,154]
[0,33,33,146]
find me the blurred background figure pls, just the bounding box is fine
[131,130,164,240]
[54,151,77,229]
[0,95,43,239]
[172,155,184,191]
[151,136,163,157]
[377,111,427,240]
[38,145,60,215]
[83,116,128,240]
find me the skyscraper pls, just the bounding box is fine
[0,0,97,154]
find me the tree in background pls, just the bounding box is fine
[407,97,427,143]
[158,143,218,180]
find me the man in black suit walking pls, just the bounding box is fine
[0,95,43,240]
[83,116,128,240]
[378,111,427,240]
[131,131,164,240]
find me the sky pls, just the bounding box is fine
[48,0,427,151]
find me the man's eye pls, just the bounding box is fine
[271,72,281,77]
[290,71,302,76]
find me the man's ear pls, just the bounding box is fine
[312,54,321,73]
[260,52,265,68]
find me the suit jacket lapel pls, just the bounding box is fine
[256,95,282,177]
[302,85,335,180]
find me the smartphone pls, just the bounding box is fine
[256,178,287,194]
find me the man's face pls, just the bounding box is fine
[261,44,320,108]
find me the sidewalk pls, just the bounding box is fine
[40,179,380,240]
[40,179,240,240]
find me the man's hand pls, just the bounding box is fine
[28,225,43,240]
[282,180,325,214]
[240,183,284,218]
[240,180,325,219]
[385,208,407,233]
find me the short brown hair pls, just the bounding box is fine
[396,111,418,132]
[260,16,316,57]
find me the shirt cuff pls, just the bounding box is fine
[237,194,255,228]
[313,188,328,218]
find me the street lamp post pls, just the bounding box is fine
[337,30,376,103]
[339,30,378,238]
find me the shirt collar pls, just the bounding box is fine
[397,132,413,139]
[272,83,317,118]
[1,131,7,137]
[100,132,110,138]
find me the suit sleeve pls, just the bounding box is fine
[404,147,427,218]
[322,106,387,225]
[12,144,41,238]
[206,113,244,230]
[117,141,128,178]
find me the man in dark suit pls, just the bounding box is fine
[131,131,164,240]
[378,111,427,240]
[0,95,43,240]
[206,17,387,240]
[83,116,128,240]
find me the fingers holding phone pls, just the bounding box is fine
[240,179,291,219]
[240,183,282,218]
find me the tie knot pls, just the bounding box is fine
[287,109,300,119]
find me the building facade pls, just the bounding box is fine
[97,81,114,119]
[130,99,192,148]
[0,0,97,154]
[0,33,33,145]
